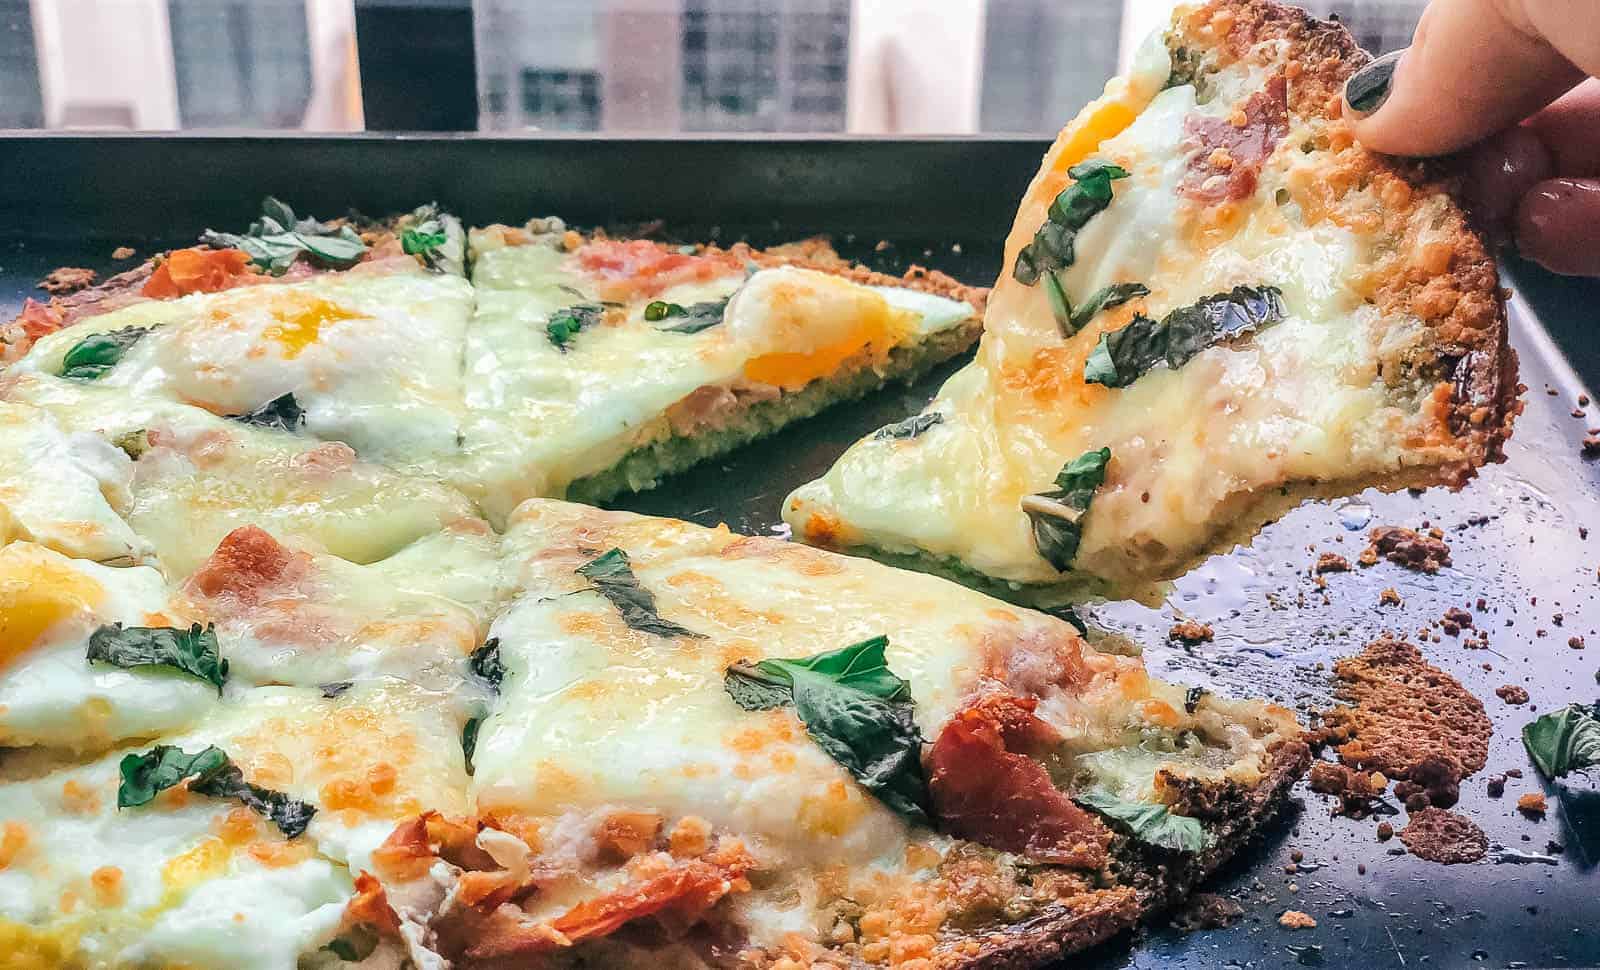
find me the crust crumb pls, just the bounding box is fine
[37,266,97,295]
[1398,808,1487,864]
[1379,588,1402,606]
[1495,684,1529,705]
[1171,893,1244,932]
[1314,552,1350,574]
[1169,620,1215,644]
[112,246,136,260]
[1362,527,1451,573]
[1517,792,1547,818]
[1278,910,1317,929]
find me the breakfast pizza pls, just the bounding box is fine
[783,0,1520,600]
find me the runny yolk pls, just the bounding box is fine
[261,296,362,359]
[743,304,909,391]
[0,545,104,671]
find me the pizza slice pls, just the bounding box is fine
[353,499,1306,968]
[784,0,1519,599]
[0,678,473,970]
[456,222,984,522]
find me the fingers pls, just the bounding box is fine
[1515,178,1600,275]
[1461,125,1553,228]
[1523,78,1600,176]
[1344,0,1586,156]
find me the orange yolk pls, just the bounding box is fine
[261,296,362,359]
[743,307,908,391]
[0,546,104,671]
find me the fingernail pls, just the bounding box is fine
[1344,50,1403,117]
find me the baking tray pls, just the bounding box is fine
[1,133,1597,970]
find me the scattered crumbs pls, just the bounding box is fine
[1307,761,1386,815]
[1314,552,1350,574]
[1495,685,1530,705]
[873,239,891,252]
[1171,892,1245,933]
[1517,792,1547,818]
[1583,435,1600,458]
[1362,526,1451,573]
[112,245,136,260]
[1487,775,1506,798]
[1356,863,1366,875]
[1546,386,1558,396]
[37,266,97,295]
[1583,394,1593,407]
[1376,821,1393,841]
[1571,636,1586,650]
[1398,807,1488,864]
[1575,409,1589,419]
[1169,619,1214,644]
[1278,910,1317,930]
[1506,768,1523,778]
[1378,587,1402,607]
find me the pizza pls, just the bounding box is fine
[783,0,1520,600]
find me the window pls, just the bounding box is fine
[520,68,602,130]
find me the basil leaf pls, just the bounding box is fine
[1068,282,1150,335]
[401,227,448,257]
[548,304,603,351]
[462,715,483,776]
[1022,446,1111,571]
[723,637,929,826]
[227,393,304,433]
[789,667,931,826]
[650,298,729,334]
[1074,787,1211,853]
[1522,703,1600,780]
[118,745,231,808]
[320,681,353,699]
[59,326,150,381]
[118,743,315,837]
[201,198,367,276]
[86,623,227,693]
[874,412,943,441]
[469,637,505,691]
[1084,285,1286,388]
[1013,160,1130,285]
[576,548,705,639]
[1044,271,1073,333]
[118,743,316,837]
[400,203,455,272]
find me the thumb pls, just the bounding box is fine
[1344,0,1590,156]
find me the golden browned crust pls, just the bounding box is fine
[1175,0,1519,477]
[1398,807,1488,864]
[1314,635,1491,779]
[936,739,1310,970]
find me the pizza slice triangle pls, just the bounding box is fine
[785,0,1519,599]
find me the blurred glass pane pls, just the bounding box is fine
[0,1,42,127]
[979,0,1122,133]
[169,0,312,128]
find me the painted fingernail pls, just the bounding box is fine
[1344,49,1403,117]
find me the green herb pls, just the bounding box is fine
[118,744,316,838]
[227,393,304,433]
[645,298,729,334]
[400,203,452,271]
[1022,447,1111,571]
[1522,703,1600,779]
[200,197,367,276]
[1084,285,1286,388]
[59,326,150,381]
[1013,161,1129,286]
[324,926,379,962]
[320,681,352,699]
[1074,788,1211,853]
[86,623,227,693]
[576,548,705,639]
[469,637,505,690]
[547,304,603,350]
[874,412,944,441]
[1184,686,1207,714]
[725,637,929,825]
[462,715,483,776]
[1067,282,1150,335]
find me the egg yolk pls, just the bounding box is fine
[261,296,362,359]
[0,545,104,671]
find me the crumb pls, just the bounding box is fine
[1376,821,1393,841]
[37,266,97,295]
[1315,552,1351,574]
[1517,792,1547,818]
[1584,394,1593,406]
[1583,435,1600,458]
[1279,910,1317,930]
[1571,636,1586,650]
[1307,761,1386,815]
[1379,588,1402,606]
[1487,775,1506,797]
[1576,409,1589,419]
[1506,768,1523,778]
[1399,808,1488,864]
[1495,685,1530,705]
[1357,863,1366,875]
[112,246,136,260]
[1171,893,1244,933]
[873,239,891,252]
[1363,526,1451,573]
[1290,849,1303,862]
[1169,620,1214,644]
[1443,607,1473,630]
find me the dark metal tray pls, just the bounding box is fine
[2,134,1597,970]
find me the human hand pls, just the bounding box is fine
[1342,0,1600,275]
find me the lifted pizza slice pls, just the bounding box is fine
[360,500,1306,968]
[456,223,984,522]
[785,0,1518,599]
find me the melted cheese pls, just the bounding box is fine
[0,543,218,751]
[14,259,473,475]
[457,240,976,522]
[784,31,1467,588]
[0,401,150,565]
